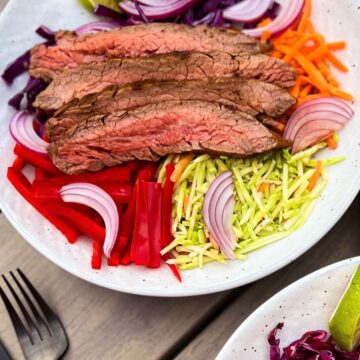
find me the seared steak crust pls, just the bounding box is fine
[46,78,296,141]
[48,100,288,175]
[34,51,296,112]
[30,23,270,80]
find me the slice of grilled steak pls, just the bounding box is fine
[30,23,270,81]
[46,78,296,142]
[34,51,296,112]
[48,100,289,175]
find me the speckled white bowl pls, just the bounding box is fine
[0,0,359,296]
[217,257,360,359]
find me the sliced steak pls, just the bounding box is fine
[30,23,270,80]
[34,51,296,112]
[48,100,289,175]
[46,78,296,142]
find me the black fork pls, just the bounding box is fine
[0,269,68,360]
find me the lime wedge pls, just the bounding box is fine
[78,0,121,13]
[329,265,360,352]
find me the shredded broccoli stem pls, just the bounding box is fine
[158,144,344,270]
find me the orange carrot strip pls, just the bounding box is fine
[326,53,349,73]
[290,77,303,98]
[307,161,322,192]
[299,75,316,87]
[271,50,284,59]
[293,52,329,92]
[326,41,346,51]
[307,44,328,61]
[170,153,193,183]
[283,35,312,62]
[328,76,340,88]
[183,194,189,214]
[315,60,331,77]
[297,0,312,33]
[305,19,315,34]
[296,94,326,106]
[299,84,313,97]
[261,30,272,42]
[258,182,269,193]
[257,17,272,28]
[326,135,337,150]
[329,86,353,101]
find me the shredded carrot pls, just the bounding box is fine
[290,77,302,98]
[329,86,353,101]
[261,30,272,43]
[297,0,312,33]
[209,234,219,250]
[258,182,269,193]
[283,34,312,62]
[327,41,346,51]
[305,19,315,34]
[257,17,272,28]
[307,161,323,192]
[299,83,313,97]
[326,53,349,73]
[326,134,338,150]
[307,44,328,61]
[170,153,193,183]
[183,194,189,214]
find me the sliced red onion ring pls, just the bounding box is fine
[203,171,236,259]
[60,183,119,258]
[9,111,48,154]
[284,97,354,153]
[119,0,198,20]
[243,0,305,38]
[223,0,273,23]
[76,21,120,35]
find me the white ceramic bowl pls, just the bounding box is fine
[0,0,359,296]
[217,257,360,359]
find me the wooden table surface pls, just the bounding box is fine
[0,1,359,359]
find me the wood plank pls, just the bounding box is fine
[176,195,360,360]
[0,213,233,360]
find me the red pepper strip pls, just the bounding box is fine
[32,182,132,204]
[118,168,154,253]
[126,160,141,174]
[91,240,102,270]
[12,156,26,171]
[43,166,131,184]
[119,243,132,265]
[108,206,123,266]
[45,203,105,244]
[131,180,151,266]
[161,163,182,282]
[13,144,63,176]
[35,167,46,180]
[7,167,78,244]
[146,182,162,268]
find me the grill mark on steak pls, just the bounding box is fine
[34,51,296,112]
[48,100,289,175]
[30,23,271,81]
[46,78,296,142]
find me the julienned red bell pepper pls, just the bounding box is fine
[13,144,63,176]
[34,167,46,180]
[32,182,132,204]
[40,166,131,185]
[12,156,26,171]
[131,180,150,266]
[119,243,132,265]
[147,182,162,268]
[118,167,155,253]
[161,163,182,282]
[91,240,102,270]
[7,167,78,244]
[108,206,123,266]
[45,203,106,244]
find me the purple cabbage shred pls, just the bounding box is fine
[35,25,56,40]
[1,50,31,85]
[268,324,360,360]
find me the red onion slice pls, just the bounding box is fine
[60,183,119,258]
[76,21,120,35]
[283,97,354,153]
[243,0,305,38]
[119,0,198,20]
[223,0,273,23]
[9,111,48,154]
[203,171,236,259]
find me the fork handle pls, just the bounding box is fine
[0,340,11,360]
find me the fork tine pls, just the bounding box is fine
[17,269,61,324]
[2,275,40,341]
[10,271,51,337]
[0,285,31,344]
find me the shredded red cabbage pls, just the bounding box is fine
[268,324,360,360]
[35,25,55,41]
[1,50,31,85]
